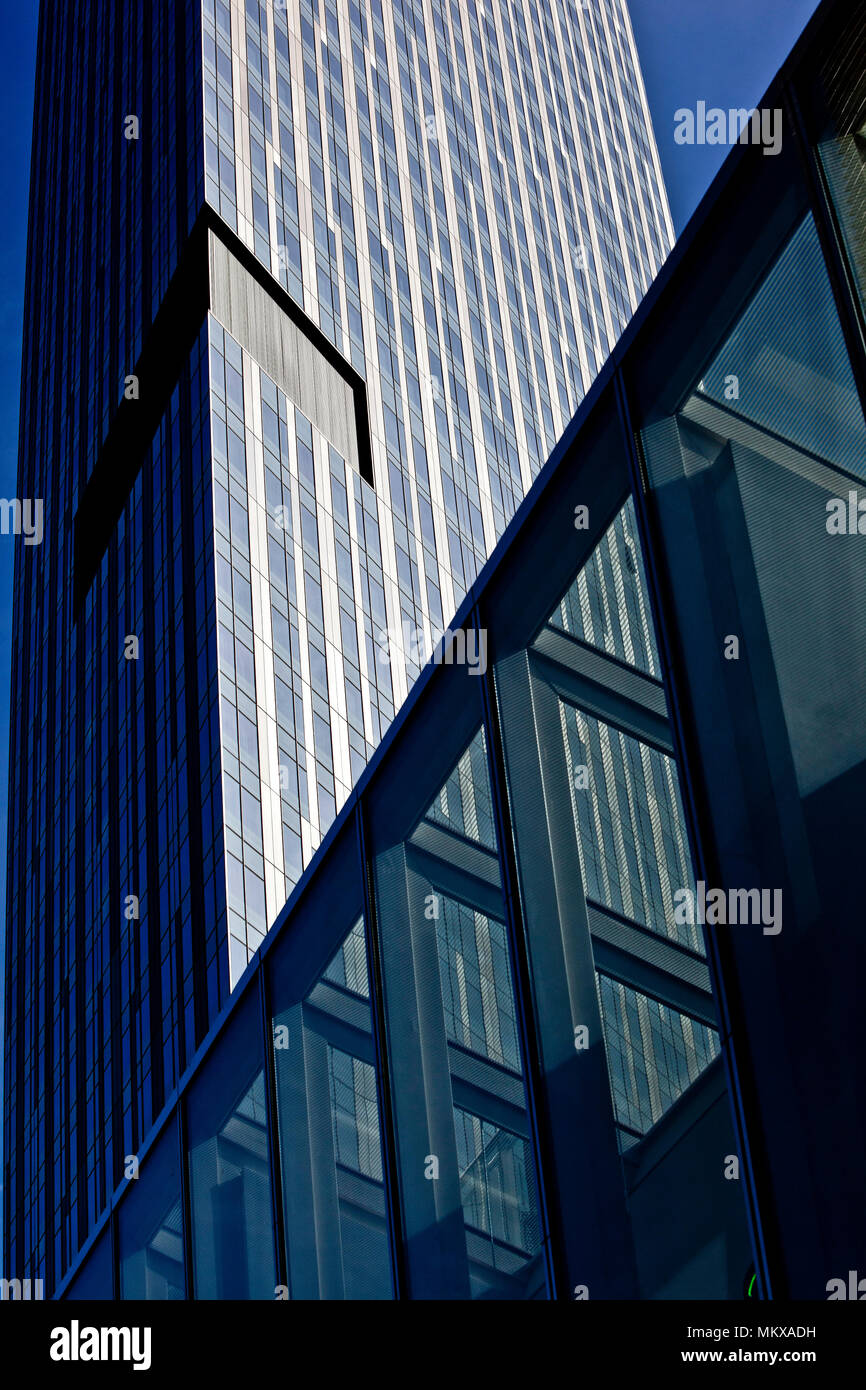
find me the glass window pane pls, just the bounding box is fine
[271,910,393,1300]
[560,703,701,952]
[62,1229,113,1300]
[323,917,370,998]
[491,484,753,1297]
[187,989,275,1299]
[636,203,866,1291]
[372,719,546,1300]
[435,896,521,1070]
[119,1120,184,1299]
[549,497,660,678]
[694,216,866,476]
[596,974,720,1141]
[424,727,497,849]
[454,1106,542,1292]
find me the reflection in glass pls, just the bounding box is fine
[455,1108,540,1252]
[119,1126,184,1299]
[323,917,370,997]
[424,726,497,850]
[560,702,700,951]
[550,497,660,677]
[272,918,393,1299]
[188,1070,274,1299]
[642,215,866,802]
[370,723,547,1297]
[597,974,720,1143]
[695,217,866,476]
[435,896,520,1070]
[329,1046,383,1182]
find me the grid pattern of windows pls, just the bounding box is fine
[425,724,496,848]
[5,326,226,1288]
[210,317,395,974]
[15,0,861,1305]
[5,0,715,1302]
[551,497,660,678]
[454,1106,541,1259]
[560,703,701,952]
[434,897,519,1069]
[4,0,209,1291]
[329,1047,384,1180]
[596,974,720,1141]
[199,0,673,959]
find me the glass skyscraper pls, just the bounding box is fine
[201,0,673,969]
[9,0,865,1306]
[5,0,673,1292]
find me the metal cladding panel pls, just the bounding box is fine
[210,232,359,473]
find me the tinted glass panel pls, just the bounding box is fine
[550,498,660,678]
[119,1120,184,1299]
[560,703,700,951]
[597,974,720,1141]
[373,716,547,1299]
[187,990,275,1299]
[272,915,393,1300]
[636,206,866,1292]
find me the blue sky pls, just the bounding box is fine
[0,0,821,1056]
[630,0,819,233]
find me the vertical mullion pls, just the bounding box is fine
[177,1100,194,1300]
[475,600,560,1301]
[259,961,288,1296]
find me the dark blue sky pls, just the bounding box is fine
[0,0,821,935]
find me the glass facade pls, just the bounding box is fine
[118,1125,184,1301]
[199,0,674,980]
[51,401,755,1298]
[597,974,720,1143]
[8,0,866,1306]
[271,894,393,1299]
[5,0,673,1292]
[369,720,545,1297]
[623,0,866,1296]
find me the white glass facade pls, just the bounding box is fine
[201,0,674,975]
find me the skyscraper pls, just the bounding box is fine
[200,0,673,967]
[5,0,672,1291]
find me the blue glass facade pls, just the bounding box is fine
[7,0,675,1294]
[49,443,750,1300]
[5,0,212,1291]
